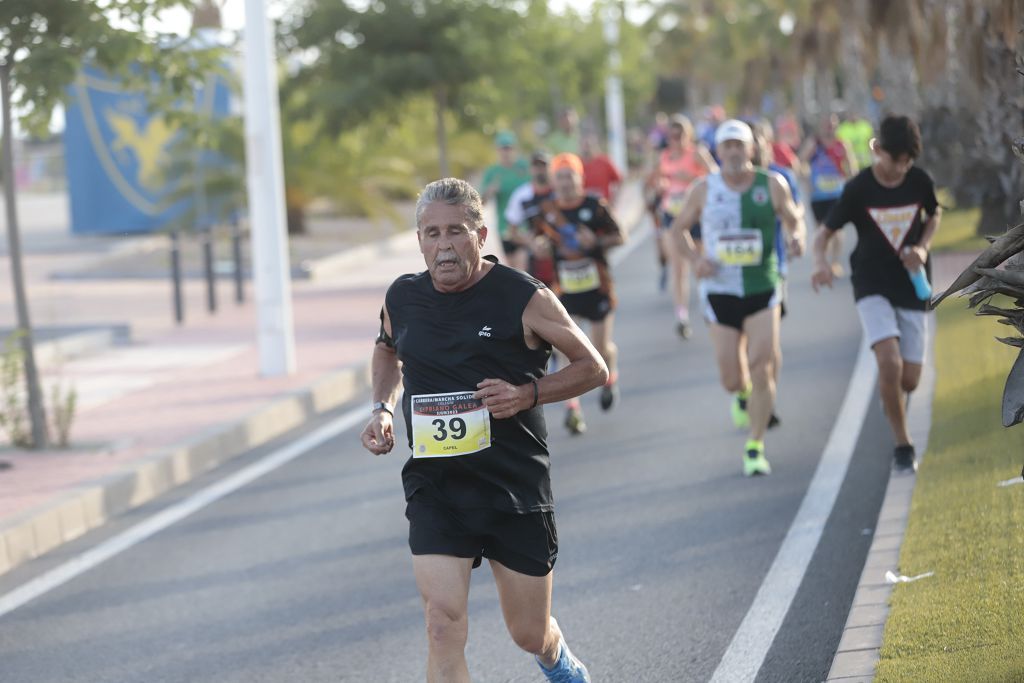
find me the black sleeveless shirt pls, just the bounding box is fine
[385,259,553,512]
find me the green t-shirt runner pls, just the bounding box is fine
[699,169,780,297]
[837,118,873,170]
[482,159,531,237]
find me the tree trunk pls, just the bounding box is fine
[0,61,49,448]
[838,3,872,118]
[875,35,920,117]
[433,86,450,178]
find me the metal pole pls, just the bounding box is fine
[202,226,217,313]
[170,229,184,325]
[231,216,245,304]
[194,145,216,314]
[243,0,295,376]
[603,2,628,174]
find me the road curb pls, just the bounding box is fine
[300,231,416,281]
[826,321,937,681]
[34,325,131,369]
[0,361,370,578]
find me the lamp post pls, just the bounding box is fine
[242,0,295,376]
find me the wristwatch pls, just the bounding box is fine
[371,401,394,416]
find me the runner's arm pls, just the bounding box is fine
[918,207,942,252]
[360,305,403,455]
[840,141,858,175]
[595,201,626,249]
[769,172,807,244]
[902,206,942,270]
[475,289,607,419]
[669,180,707,263]
[696,145,719,174]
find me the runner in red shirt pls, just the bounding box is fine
[580,135,623,203]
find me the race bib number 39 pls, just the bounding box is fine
[558,259,601,294]
[715,229,764,267]
[411,391,492,458]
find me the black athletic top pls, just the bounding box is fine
[385,258,554,513]
[824,166,939,311]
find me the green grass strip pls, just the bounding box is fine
[930,205,988,255]
[875,302,1024,682]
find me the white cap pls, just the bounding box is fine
[714,119,754,147]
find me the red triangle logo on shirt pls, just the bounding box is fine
[868,204,920,253]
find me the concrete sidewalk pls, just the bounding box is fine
[825,248,980,682]
[0,181,645,578]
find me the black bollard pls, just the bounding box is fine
[231,218,245,304]
[170,229,184,325]
[203,225,217,314]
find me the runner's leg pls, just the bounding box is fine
[490,560,561,666]
[901,362,923,393]
[873,338,912,445]
[413,555,474,683]
[743,305,780,442]
[589,315,618,380]
[709,323,745,394]
[661,230,690,325]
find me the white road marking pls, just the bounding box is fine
[0,406,367,619]
[709,339,877,682]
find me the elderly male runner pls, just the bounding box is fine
[360,178,604,682]
[670,120,806,476]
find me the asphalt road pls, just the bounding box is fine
[0,221,898,682]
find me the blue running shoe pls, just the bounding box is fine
[537,639,591,683]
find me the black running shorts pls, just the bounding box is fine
[811,199,838,224]
[406,494,558,577]
[561,290,613,322]
[705,289,779,332]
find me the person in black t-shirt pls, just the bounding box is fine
[526,152,626,436]
[811,115,942,473]
[360,178,603,682]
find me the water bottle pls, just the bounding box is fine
[902,247,931,300]
[558,224,579,251]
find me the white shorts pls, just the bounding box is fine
[855,295,930,365]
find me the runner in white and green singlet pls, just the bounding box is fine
[670,120,806,476]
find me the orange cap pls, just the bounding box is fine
[550,152,584,177]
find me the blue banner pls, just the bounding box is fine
[63,66,231,235]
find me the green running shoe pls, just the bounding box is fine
[564,407,586,436]
[731,395,750,429]
[744,440,771,477]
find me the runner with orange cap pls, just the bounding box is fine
[525,152,626,435]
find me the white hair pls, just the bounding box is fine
[415,178,484,229]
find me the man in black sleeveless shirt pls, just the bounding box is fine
[360,178,605,682]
